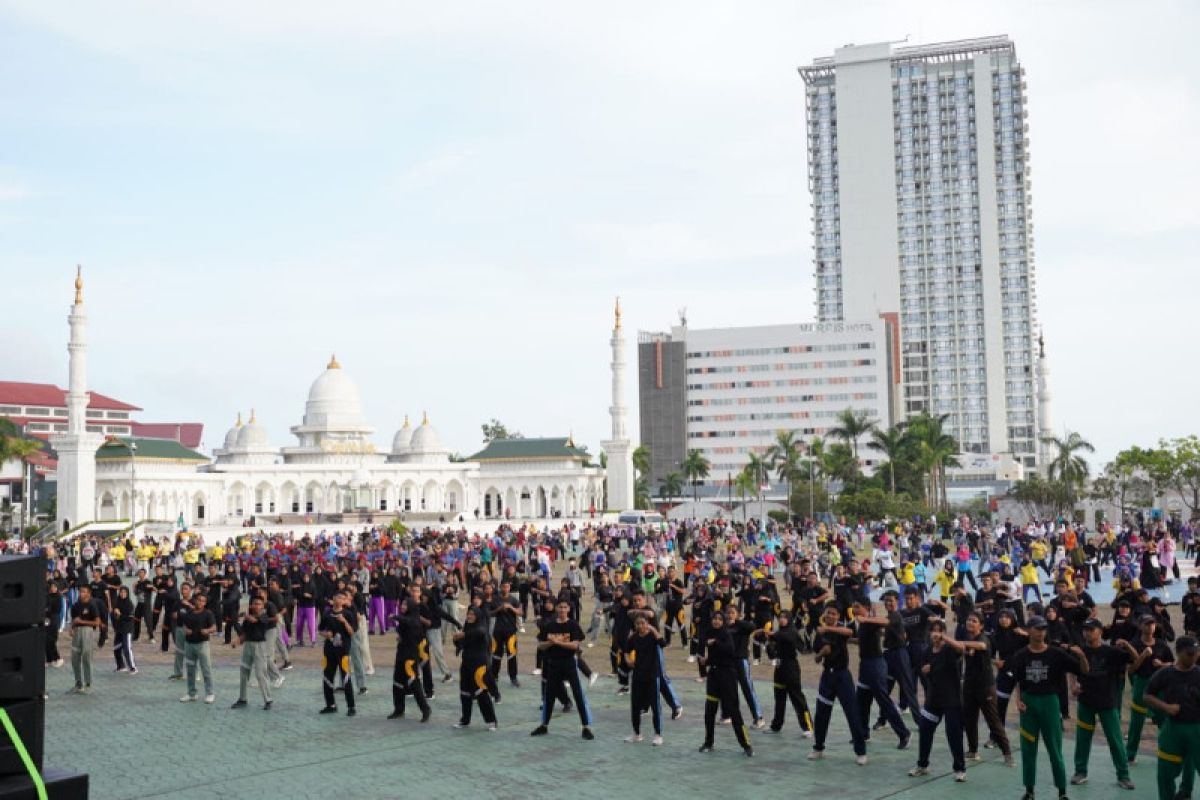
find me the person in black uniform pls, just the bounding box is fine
[899,589,937,698]
[133,568,155,642]
[45,579,64,668]
[876,591,921,729]
[110,586,137,674]
[1068,617,1136,790]
[388,597,432,722]
[908,619,967,782]
[851,598,910,748]
[687,582,714,674]
[960,611,1013,765]
[489,581,522,690]
[451,605,498,730]
[149,565,169,642]
[317,590,357,717]
[808,605,868,764]
[724,606,765,728]
[698,610,752,757]
[231,595,274,710]
[660,566,688,649]
[1144,636,1200,800]
[759,609,812,736]
[531,598,594,740]
[624,614,666,745]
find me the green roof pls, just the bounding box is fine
[95,436,209,462]
[468,437,590,462]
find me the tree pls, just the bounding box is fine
[906,413,960,511]
[658,472,683,508]
[630,445,652,510]
[867,423,908,494]
[1090,456,1154,520]
[1008,474,1068,520]
[1042,430,1095,512]
[828,407,878,463]
[682,449,712,507]
[765,430,803,514]
[481,419,521,443]
[733,469,757,522]
[0,420,44,534]
[632,445,651,478]
[634,475,652,510]
[1157,437,1200,519]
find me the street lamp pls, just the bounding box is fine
[129,440,138,531]
[802,454,816,524]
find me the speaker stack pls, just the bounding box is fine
[0,555,88,799]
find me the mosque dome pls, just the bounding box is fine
[235,409,271,450]
[222,412,243,450]
[302,354,368,431]
[409,412,443,453]
[391,415,413,454]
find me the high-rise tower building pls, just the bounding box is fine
[800,36,1042,467]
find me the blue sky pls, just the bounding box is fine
[1,1,1197,467]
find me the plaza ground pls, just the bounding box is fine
[42,550,1184,800]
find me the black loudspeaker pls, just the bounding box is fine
[0,700,42,776]
[0,557,45,627]
[0,767,88,799]
[0,629,44,701]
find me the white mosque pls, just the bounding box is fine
[51,270,628,534]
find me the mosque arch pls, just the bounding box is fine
[99,491,117,521]
[192,491,208,524]
[304,481,322,514]
[400,480,417,513]
[505,488,518,517]
[421,479,440,512]
[227,482,248,518]
[444,479,464,514]
[482,486,501,517]
[377,480,394,512]
[254,481,276,515]
[535,486,548,518]
[280,481,300,514]
[565,485,578,516]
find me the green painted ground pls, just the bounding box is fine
[44,642,1154,800]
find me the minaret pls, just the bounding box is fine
[601,297,634,510]
[1036,330,1053,472]
[50,267,105,532]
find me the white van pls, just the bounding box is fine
[617,511,664,526]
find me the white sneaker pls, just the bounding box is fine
[801,729,813,738]
[753,718,766,730]
[204,694,215,704]
[954,772,967,783]
[908,766,929,777]
[586,642,595,648]
[807,750,824,760]
[589,673,599,687]
[366,668,375,676]
[856,755,868,766]
[624,734,643,743]
[753,659,761,666]
[687,656,696,663]
[273,676,285,688]
[532,668,543,676]
[180,695,197,703]
[652,734,663,746]
[487,722,498,732]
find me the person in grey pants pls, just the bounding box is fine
[69,586,101,693]
[180,594,216,702]
[231,596,273,710]
[168,584,193,680]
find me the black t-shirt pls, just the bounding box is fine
[925,645,963,710]
[728,619,755,660]
[241,611,269,643]
[1131,639,1175,680]
[320,609,354,652]
[538,618,584,666]
[900,604,935,644]
[815,629,850,672]
[1006,645,1082,695]
[962,633,995,688]
[770,625,801,664]
[857,621,884,659]
[180,608,216,644]
[1147,666,1200,724]
[627,631,662,680]
[884,610,907,650]
[1078,644,1131,710]
[70,599,100,625]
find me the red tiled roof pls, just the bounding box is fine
[0,381,140,411]
[130,422,204,449]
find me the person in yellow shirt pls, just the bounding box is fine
[183,545,200,578]
[934,562,956,600]
[1020,557,1043,604]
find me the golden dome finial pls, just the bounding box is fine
[249,408,257,424]
[403,414,410,429]
[614,296,622,329]
[422,410,428,426]
[74,265,83,305]
[567,430,575,448]
[235,411,243,427]
[327,354,340,369]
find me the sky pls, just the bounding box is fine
[1,1,1197,469]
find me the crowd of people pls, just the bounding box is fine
[22,511,1200,800]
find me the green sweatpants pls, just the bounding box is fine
[1020,692,1066,793]
[1074,700,1128,780]
[1158,719,1200,800]
[1127,674,1151,759]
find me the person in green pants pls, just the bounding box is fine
[1070,618,1138,790]
[1008,615,1088,800]
[1144,636,1200,800]
[1127,616,1176,764]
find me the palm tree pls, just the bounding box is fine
[733,469,757,523]
[0,420,45,533]
[634,475,651,510]
[1043,430,1095,512]
[632,445,651,479]
[828,407,878,463]
[658,471,683,508]
[867,423,908,494]
[766,430,803,515]
[907,412,960,511]
[682,449,712,507]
